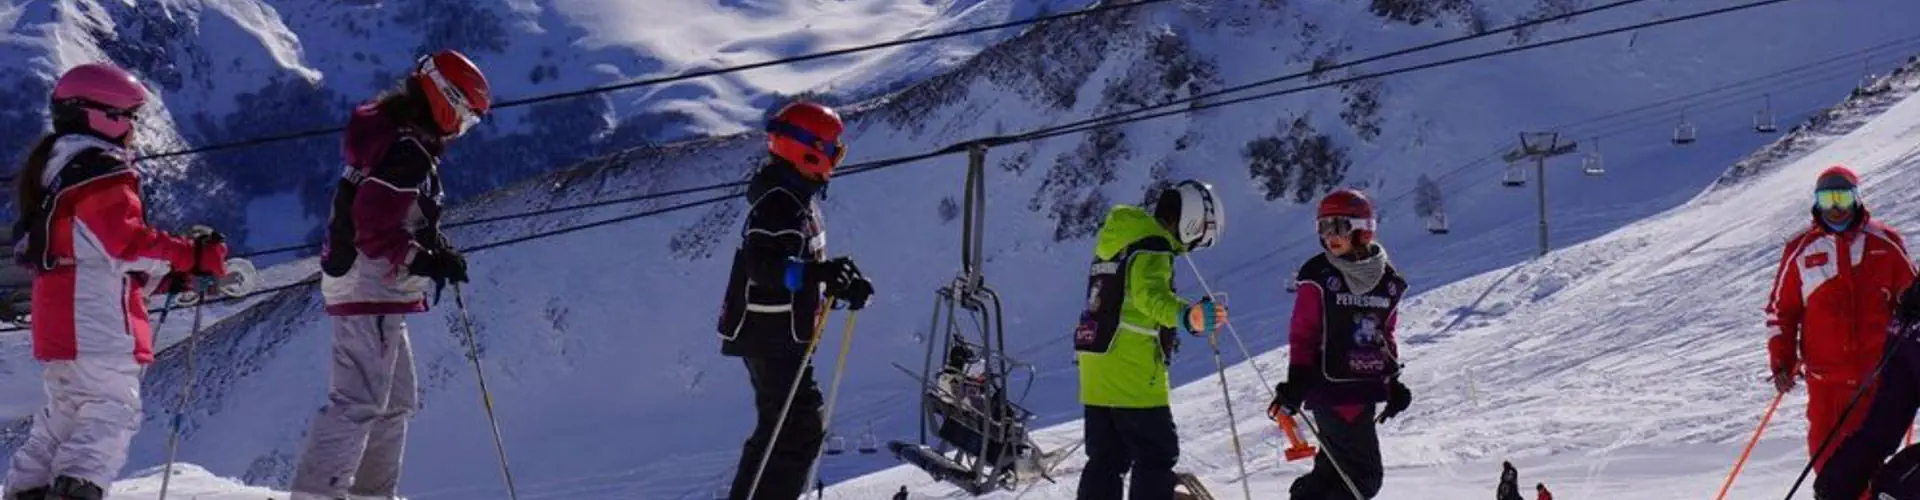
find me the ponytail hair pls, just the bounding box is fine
[15,134,59,215]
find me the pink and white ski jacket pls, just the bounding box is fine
[27,135,201,364]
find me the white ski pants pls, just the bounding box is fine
[290,314,417,498]
[4,357,143,491]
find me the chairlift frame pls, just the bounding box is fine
[1502,163,1527,187]
[1426,212,1450,234]
[1673,109,1697,145]
[1754,93,1778,133]
[1582,138,1605,176]
[889,144,1059,496]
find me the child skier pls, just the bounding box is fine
[4,62,230,500]
[716,100,874,500]
[1270,188,1412,500]
[289,49,492,500]
[1071,180,1228,500]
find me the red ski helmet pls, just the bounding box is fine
[1316,188,1377,246]
[51,62,148,144]
[767,101,845,182]
[413,50,491,138]
[1812,165,1867,231]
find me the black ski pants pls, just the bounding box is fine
[1077,405,1179,500]
[726,356,825,500]
[1290,405,1384,500]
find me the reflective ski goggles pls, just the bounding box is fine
[424,63,483,137]
[1317,216,1376,236]
[1815,188,1858,211]
[767,120,846,164]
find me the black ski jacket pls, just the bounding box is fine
[717,163,826,358]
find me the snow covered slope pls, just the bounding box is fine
[828,41,1920,500]
[0,0,1083,253]
[9,1,1920,498]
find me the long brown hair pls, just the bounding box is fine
[373,77,431,131]
[15,134,59,215]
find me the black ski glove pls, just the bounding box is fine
[1377,379,1412,423]
[1271,365,1319,417]
[409,247,469,284]
[1897,280,1920,328]
[807,257,873,310]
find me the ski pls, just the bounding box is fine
[1175,472,1216,500]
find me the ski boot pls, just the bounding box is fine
[2,485,49,500]
[47,476,101,500]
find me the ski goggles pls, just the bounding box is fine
[422,60,483,137]
[1815,188,1858,211]
[767,120,847,164]
[1317,216,1376,236]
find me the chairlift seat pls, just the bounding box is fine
[1673,123,1697,145]
[1502,166,1526,187]
[1582,153,1605,176]
[1426,214,1449,235]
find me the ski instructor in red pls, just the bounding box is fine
[1765,165,1916,476]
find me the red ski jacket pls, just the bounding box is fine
[1767,219,1917,386]
[25,135,205,364]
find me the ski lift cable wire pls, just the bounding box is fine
[0,0,1817,335]
[103,0,1183,164]
[220,0,1663,261]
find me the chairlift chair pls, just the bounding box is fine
[825,435,847,456]
[1502,164,1527,187]
[1426,213,1450,235]
[890,147,1061,496]
[1754,94,1778,133]
[858,426,880,454]
[1673,122,1697,145]
[1582,139,1604,176]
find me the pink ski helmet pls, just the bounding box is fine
[51,63,148,143]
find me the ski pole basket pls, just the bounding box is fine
[888,143,1059,496]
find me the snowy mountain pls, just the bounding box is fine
[8,0,1920,498]
[0,0,1085,255]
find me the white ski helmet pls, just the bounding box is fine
[1158,180,1222,250]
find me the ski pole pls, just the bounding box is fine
[158,277,208,500]
[800,311,861,494]
[452,283,520,500]
[1183,256,1365,500]
[1715,386,1785,500]
[1783,323,1911,499]
[745,297,836,500]
[1198,295,1255,500]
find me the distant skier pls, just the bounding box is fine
[288,49,492,500]
[1270,188,1411,500]
[1070,180,1228,500]
[1495,462,1552,500]
[1812,282,1920,499]
[3,62,230,500]
[1764,165,1916,476]
[717,100,874,500]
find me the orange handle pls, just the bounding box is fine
[1269,406,1319,461]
